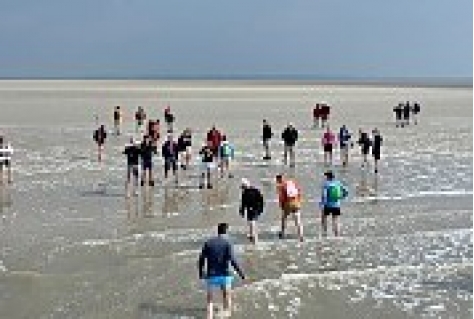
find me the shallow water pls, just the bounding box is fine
[0,81,472,318]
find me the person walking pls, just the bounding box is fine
[198,223,246,319]
[93,124,107,163]
[199,141,216,189]
[0,136,13,184]
[164,105,175,133]
[262,119,273,160]
[357,129,371,168]
[321,126,336,166]
[135,106,146,133]
[123,137,141,197]
[412,102,421,125]
[281,123,298,167]
[372,128,383,174]
[338,125,352,167]
[313,104,322,128]
[218,135,235,179]
[319,171,349,237]
[113,106,122,136]
[140,135,156,187]
[275,174,304,242]
[177,128,192,170]
[393,103,403,127]
[403,101,411,126]
[239,179,264,244]
[162,135,179,183]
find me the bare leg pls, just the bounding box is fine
[290,146,295,167]
[207,290,214,319]
[293,211,304,242]
[0,166,3,185]
[222,286,232,316]
[279,210,287,238]
[283,145,288,165]
[332,215,340,236]
[321,212,328,236]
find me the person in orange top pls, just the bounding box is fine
[275,174,304,242]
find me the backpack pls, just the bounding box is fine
[221,143,232,157]
[326,183,342,203]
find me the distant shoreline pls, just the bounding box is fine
[0,77,471,89]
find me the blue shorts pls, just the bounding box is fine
[206,276,234,289]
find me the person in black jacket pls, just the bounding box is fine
[262,119,273,160]
[140,135,157,187]
[93,125,107,163]
[162,135,179,183]
[281,123,298,167]
[239,179,264,244]
[357,129,372,168]
[412,102,421,125]
[372,129,383,174]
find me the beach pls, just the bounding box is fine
[0,80,472,319]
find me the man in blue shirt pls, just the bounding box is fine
[320,171,349,236]
[198,223,245,318]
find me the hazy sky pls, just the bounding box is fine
[0,0,472,78]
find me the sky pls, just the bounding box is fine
[0,0,472,79]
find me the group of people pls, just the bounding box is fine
[201,169,349,318]
[313,103,331,128]
[393,101,421,127]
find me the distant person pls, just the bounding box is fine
[177,128,192,170]
[113,106,122,136]
[162,135,179,183]
[281,123,299,167]
[357,129,371,168]
[321,103,331,127]
[319,171,349,237]
[239,179,264,244]
[338,125,352,167]
[262,119,273,160]
[313,104,322,128]
[164,105,175,133]
[403,101,411,126]
[123,137,141,197]
[321,126,336,166]
[393,103,403,127]
[412,102,421,125]
[140,135,156,187]
[372,128,383,174]
[219,135,235,178]
[199,141,215,189]
[135,106,146,133]
[0,136,13,184]
[148,119,160,147]
[198,223,245,319]
[276,174,304,242]
[207,126,223,160]
[93,125,107,163]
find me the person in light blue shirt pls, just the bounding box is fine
[219,135,235,178]
[320,171,349,236]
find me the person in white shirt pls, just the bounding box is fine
[0,136,13,184]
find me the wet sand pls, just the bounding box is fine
[0,80,472,318]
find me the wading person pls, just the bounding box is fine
[276,174,304,242]
[123,137,141,197]
[338,125,352,167]
[0,136,13,184]
[140,135,156,187]
[393,103,403,127]
[372,128,383,174]
[135,106,146,133]
[320,171,349,237]
[321,126,336,166]
[239,179,264,244]
[198,223,246,319]
[218,135,235,179]
[262,119,273,160]
[113,106,122,136]
[199,141,215,189]
[357,129,371,168]
[281,123,298,167]
[93,124,107,163]
[162,135,179,183]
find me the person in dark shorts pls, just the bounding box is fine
[177,128,192,170]
[199,141,215,189]
[262,119,273,160]
[338,125,352,167]
[372,128,383,174]
[320,171,349,236]
[412,102,421,125]
[140,135,156,187]
[281,123,298,167]
[123,137,141,197]
[239,178,264,244]
[0,136,13,184]
[206,126,223,160]
[403,101,411,126]
[135,106,146,133]
[313,104,321,128]
[321,126,336,166]
[164,105,175,133]
[320,103,331,128]
[93,125,107,163]
[162,135,179,183]
[198,223,245,319]
[357,129,371,168]
[393,103,403,127]
[113,106,122,136]
[148,119,161,147]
